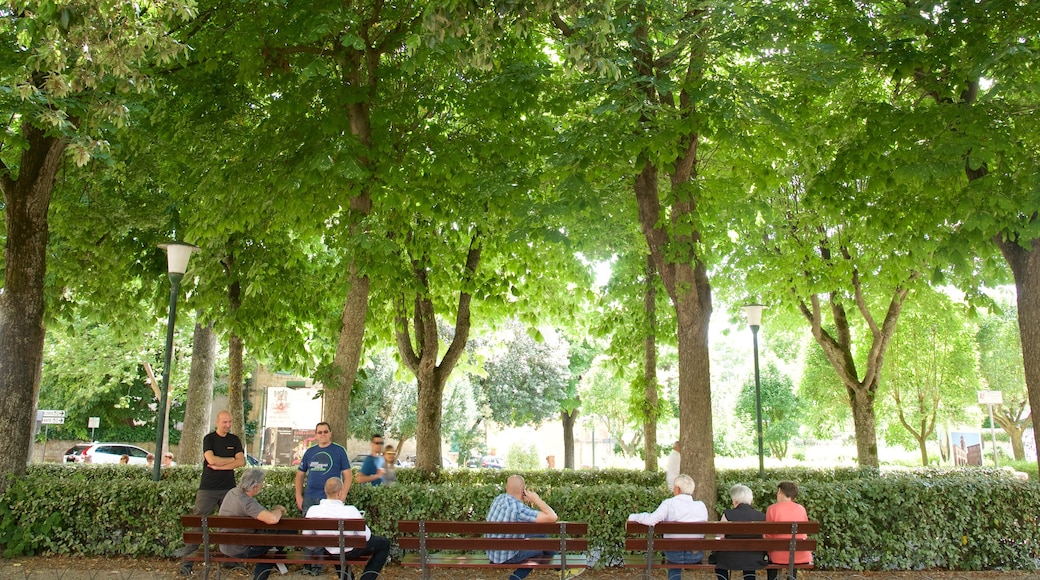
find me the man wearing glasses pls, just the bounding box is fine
[296,422,352,515]
[356,435,387,486]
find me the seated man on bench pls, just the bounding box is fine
[304,475,390,580]
[627,474,708,580]
[218,468,288,580]
[486,474,583,580]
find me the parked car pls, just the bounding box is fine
[246,454,265,467]
[350,454,370,469]
[63,442,150,465]
[480,456,504,469]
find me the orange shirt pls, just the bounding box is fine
[764,501,812,564]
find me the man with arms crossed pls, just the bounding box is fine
[177,410,246,575]
[303,475,390,580]
[219,469,288,580]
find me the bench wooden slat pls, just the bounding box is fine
[185,552,371,564]
[624,538,817,552]
[399,537,589,551]
[619,554,814,570]
[397,520,588,535]
[400,553,588,569]
[182,515,367,532]
[625,521,820,535]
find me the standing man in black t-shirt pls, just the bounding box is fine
[176,410,245,575]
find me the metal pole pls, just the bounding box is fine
[752,324,764,480]
[989,403,998,468]
[153,273,183,482]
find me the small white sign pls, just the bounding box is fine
[88,417,100,429]
[977,391,1003,405]
[39,409,65,418]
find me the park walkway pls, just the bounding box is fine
[2,557,1040,580]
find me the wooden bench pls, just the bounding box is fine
[398,520,589,580]
[625,521,818,579]
[181,515,372,580]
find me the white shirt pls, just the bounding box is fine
[304,498,371,554]
[628,494,708,538]
[665,450,681,489]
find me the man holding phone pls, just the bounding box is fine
[486,475,582,580]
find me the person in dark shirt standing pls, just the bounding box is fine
[176,410,246,575]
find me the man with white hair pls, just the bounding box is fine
[627,473,708,580]
[218,468,288,580]
[713,483,766,580]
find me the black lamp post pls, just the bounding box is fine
[153,242,197,482]
[743,304,765,480]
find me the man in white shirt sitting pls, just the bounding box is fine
[303,475,389,579]
[627,474,708,580]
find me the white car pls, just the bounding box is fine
[63,443,151,465]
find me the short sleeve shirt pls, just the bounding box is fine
[217,487,266,557]
[485,493,540,563]
[298,442,351,499]
[360,454,385,486]
[200,431,243,491]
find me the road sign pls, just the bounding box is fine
[88,417,100,429]
[38,409,65,425]
[977,391,1003,405]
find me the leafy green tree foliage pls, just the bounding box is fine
[736,363,801,461]
[582,357,641,458]
[799,338,852,440]
[348,349,418,450]
[976,297,1031,460]
[561,338,595,469]
[0,0,194,488]
[881,289,980,466]
[478,324,571,427]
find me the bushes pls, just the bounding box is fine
[2,465,1038,570]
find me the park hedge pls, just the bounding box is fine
[1,465,1037,571]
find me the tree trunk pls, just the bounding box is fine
[996,234,1040,475]
[633,156,717,510]
[849,384,880,468]
[396,234,480,472]
[327,261,370,444]
[181,322,217,464]
[993,411,1026,461]
[226,269,246,441]
[643,254,659,472]
[0,125,65,491]
[562,409,578,469]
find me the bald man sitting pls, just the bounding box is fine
[486,474,583,580]
[303,474,389,579]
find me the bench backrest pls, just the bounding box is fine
[181,515,369,551]
[625,520,819,553]
[398,520,589,553]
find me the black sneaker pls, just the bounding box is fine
[179,562,193,576]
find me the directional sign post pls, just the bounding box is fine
[977,391,1003,467]
[88,416,100,441]
[36,410,65,463]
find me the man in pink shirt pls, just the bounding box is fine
[764,481,812,579]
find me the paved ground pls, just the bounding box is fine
[2,558,1040,580]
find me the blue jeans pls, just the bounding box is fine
[664,550,704,580]
[233,545,276,580]
[500,549,556,580]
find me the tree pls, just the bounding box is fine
[976,298,1031,460]
[736,363,801,461]
[479,323,572,427]
[0,0,193,488]
[882,289,980,466]
[582,357,642,459]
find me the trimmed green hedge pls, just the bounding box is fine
[2,465,1038,571]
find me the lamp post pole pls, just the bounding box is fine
[743,305,765,480]
[153,242,197,482]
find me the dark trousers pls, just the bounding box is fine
[177,488,231,562]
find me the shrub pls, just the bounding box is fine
[1,465,1037,571]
